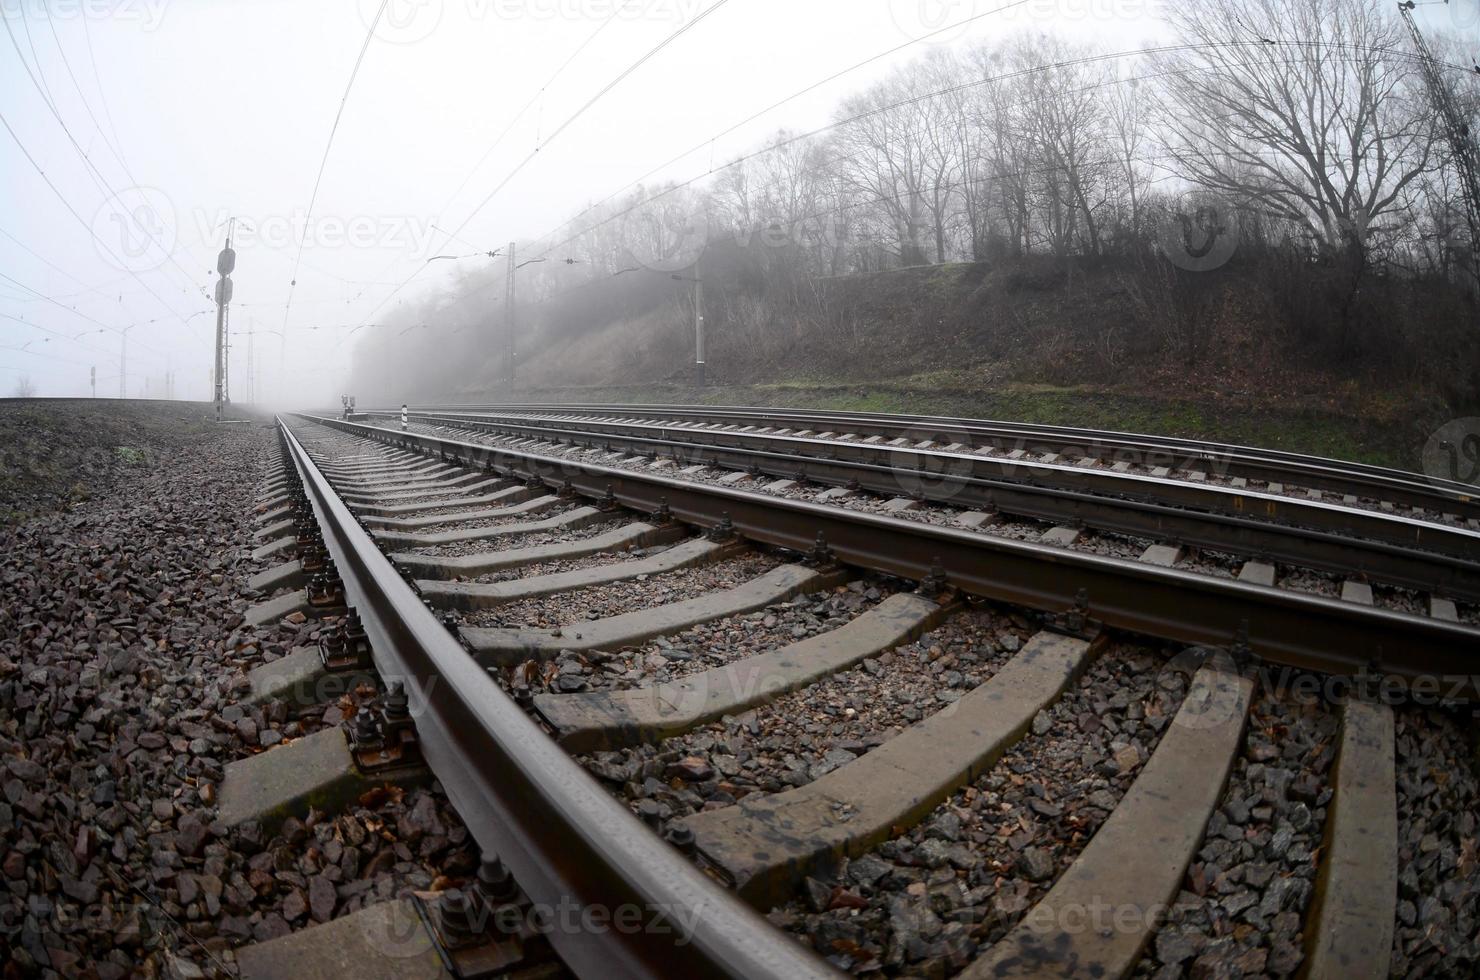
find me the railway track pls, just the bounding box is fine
[230,407,1480,979]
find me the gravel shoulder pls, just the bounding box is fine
[0,410,480,978]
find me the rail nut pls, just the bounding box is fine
[349,705,384,752]
[707,514,736,542]
[805,532,836,568]
[918,559,948,598]
[436,887,488,950]
[307,572,345,609]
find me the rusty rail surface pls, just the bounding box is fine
[277,418,839,980]
[302,413,1480,699]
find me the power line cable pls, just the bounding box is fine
[1,12,205,319]
[0,107,201,338]
[280,0,393,337]
[78,7,129,171]
[361,0,735,322]
[520,37,1464,264]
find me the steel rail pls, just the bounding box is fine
[364,401,1480,518]
[379,408,1478,553]
[352,410,1480,602]
[303,414,1480,700]
[276,417,839,980]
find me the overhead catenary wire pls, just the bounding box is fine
[36,5,218,283]
[360,0,736,324]
[516,36,1472,267]
[0,107,215,346]
[77,6,130,175]
[543,0,1037,242]
[0,14,206,325]
[343,44,1423,343]
[348,0,656,308]
[280,0,394,338]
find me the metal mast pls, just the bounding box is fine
[214,220,237,418]
[1399,1,1480,286]
[504,241,516,383]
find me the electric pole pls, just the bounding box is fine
[246,318,255,404]
[694,270,705,386]
[671,261,706,386]
[214,222,236,420]
[1399,0,1480,287]
[90,365,95,398]
[504,241,516,383]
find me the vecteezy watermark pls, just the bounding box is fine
[889,0,1159,42]
[0,0,168,30]
[1156,190,1239,272]
[1421,418,1480,490]
[360,0,443,45]
[1019,896,1171,937]
[91,186,178,274]
[621,209,850,273]
[1444,0,1478,31]
[360,0,701,44]
[191,210,440,254]
[621,206,711,274]
[729,213,851,256]
[468,0,703,21]
[886,428,977,503]
[357,892,706,959]
[887,0,984,44]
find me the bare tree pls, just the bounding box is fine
[1153,0,1437,255]
[12,376,36,398]
[1106,69,1151,245]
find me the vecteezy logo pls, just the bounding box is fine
[1158,645,1249,732]
[887,0,977,43]
[620,203,709,274]
[361,0,443,45]
[1156,190,1239,272]
[90,186,177,274]
[1422,418,1480,489]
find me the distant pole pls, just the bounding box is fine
[119,330,126,399]
[504,241,516,383]
[90,365,95,398]
[246,319,255,404]
[672,259,706,386]
[214,222,237,420]
[693,269,705,386]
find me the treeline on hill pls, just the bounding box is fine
[349,0,1479,407]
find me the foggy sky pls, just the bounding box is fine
[0,0,1464,403]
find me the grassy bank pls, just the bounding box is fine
[470,375,1434,472]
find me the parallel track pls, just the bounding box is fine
[370,401,1480,520]
[351,408,1480,604]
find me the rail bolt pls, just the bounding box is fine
[665,825,698,855]
[383,682,410,724]
[636,799,663,830]
[707,514,736,542]
[477,857,521,909]
[350,706,383,750]
[437,887,487,949]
